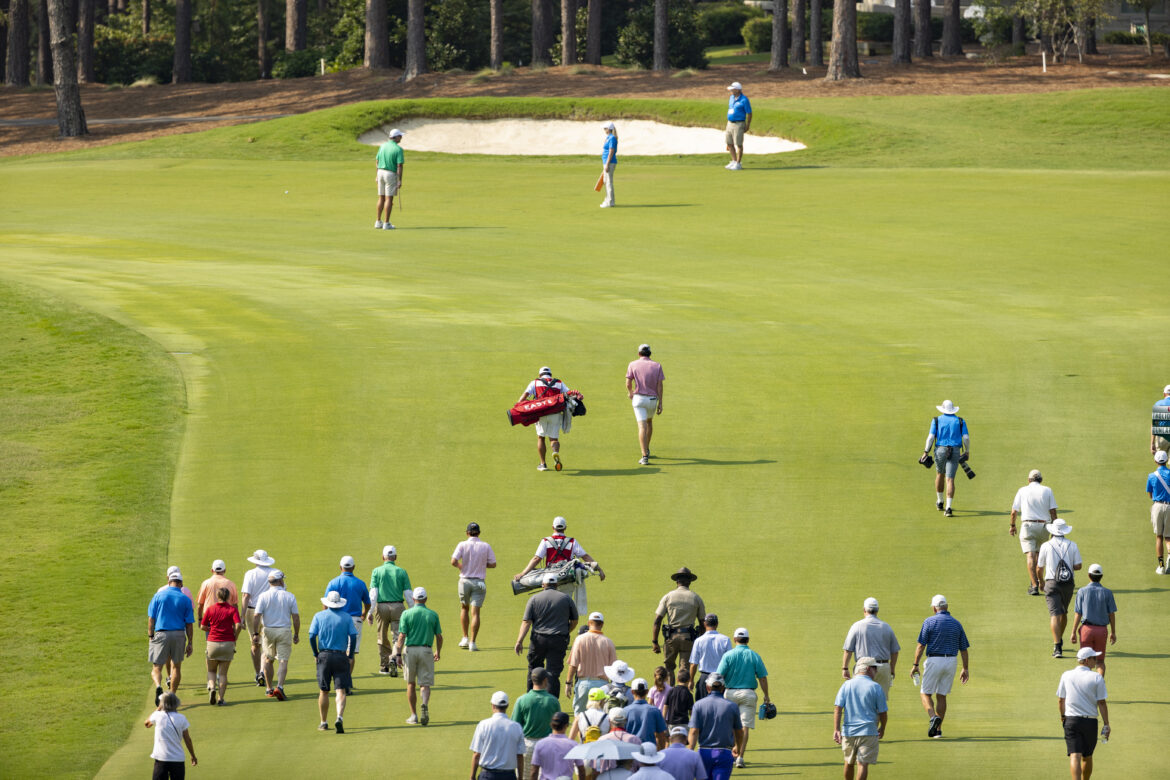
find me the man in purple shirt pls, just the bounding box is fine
[657,726,708,780]
[530,711,585,779]
[451,521,497,652]
[626,344,665,466]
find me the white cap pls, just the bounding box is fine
[389,128,404,138]
[212,559,226,572]
[1163,384,1170,395]
[413,586,428,600]
[167,565,181,576]
[1157,451,1168,464]
[863,597,879,611]
[602,121,615,130]
[321,591,347,609]
[1088,563,1103,575]
[383,545,397,557]
[733,627,749,639]
[540,366,553,376]
[543,572,559,585]
[727,81,743,90]
[267,569,285,582]
[1028,469,1042,481]
[168,569,183,581]
[669,726,688,737]
[491,690,509,706]
[638,343,651,352]
[588,611,604,622]
[340,555,355,568]
[631,677,649,692]
[931,594,948,608]
[608,706,627,724]
[1076,647,1101,660]
[553,516,567,530]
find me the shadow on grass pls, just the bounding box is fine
[1107,651,1170,659]
[943,735,1064,742]
[1111,587,1169,594]
[398,226,503,230]
[740,165,829,171]
[569,467,661,476]
[610,204,697,208]
[652,457,776,467]
[1112,700,1170,705]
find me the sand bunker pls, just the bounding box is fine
[358,118,805,156]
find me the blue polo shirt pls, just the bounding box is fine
[690,629,733,673]
[716,644,767,690]
[148,586,194,632]
[916,610,970,656]
[1147,467,1170,502]
[624,698,667,743]
[309,607,359,652]
[727,93,751,122]
[834,675,887,737]
[602,135,617,166]
[1074,582,1117,626]
[688,691,741,749]
[325,571,371,618]
[930,414,968,447]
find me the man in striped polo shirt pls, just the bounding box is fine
[910,594,970,739]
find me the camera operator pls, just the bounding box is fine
[924,400,970,517]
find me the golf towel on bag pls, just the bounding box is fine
[508,394,566,426]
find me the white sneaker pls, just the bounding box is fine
[537,464,548,471]
[405,714,419,724]
[1158,566,1166,575]
[724,162,736,169]
[600,202,612,208]
[458,637,469,648]
[374,220,383,229]
[468,641,479,652]
[732,161,743,170]
[382,222,395,230]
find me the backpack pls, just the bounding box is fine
[581,709,607,743]
[1054,540,1075,584]
[533,377,561,399]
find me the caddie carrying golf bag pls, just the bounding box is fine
[511,557,598,596]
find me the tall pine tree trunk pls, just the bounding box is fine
[584,0,600,63]
[792,0,805,63]
[142,0,149,33]
[403,0,425,78]
[1011,14,1024,54]
[490,0,502,68]
[47,0,86,135]
[913,0,931,57]
[892,0,910,62]
[652,0,667,70]
[257,0,270,77]
[286,0,305,50]
[364,0,388,68]
[940,0,961,55]
[0,0,7,85]
[561,0,576,65]
[809,0,822,65]
[6,0,30,84]
[173,0,191,80]
[825,0,859,78]
[77,0,94,81]
[531,0,553,64]
[1084,16,1097,54]
[36,0,51,84]
[770,0,788,69]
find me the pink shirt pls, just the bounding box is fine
[626,358,664,396]
[451,537,496,580]
[649,684,672,709]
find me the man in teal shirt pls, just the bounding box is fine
[512,667,561,768]
[374,129,405,230]
[394,586,442,726]
[368,545,412,676]
[716,627,771,768]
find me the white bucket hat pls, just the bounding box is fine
[248,549,275,566]
[936,400,959,415]
[321,590,347,609]
[1046,518,1072,536]
[634,742,665,765]
[604,660,635,683]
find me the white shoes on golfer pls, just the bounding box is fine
[374,220,383,228]
[468,642,478,652]
[600,202,613,208]
[375,221,396,230]
[458,637,469,648]
[383,222,395,230]
[725,161,742,170]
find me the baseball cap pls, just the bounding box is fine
[727,81,743,90]
[704,613,718,625]
[863,597,879,611]
[553,516,567,530]
[705,672,725,687]
[1088,563,1103,575]
[1076,647,1101,660]
[340,555,355,568]
[388,128,404,138]
[608,706,627,724]
[1157,451,1168,464]
[167,565,181,576]
[490,691,509,706]
[589,687,609,702]
[588,611,604,622]
[856,656,878,668]
[466,522,480,535]
[1028,469,1042,481]
[602,121,616,130]
[733,627,749,639]
[631,677,649,692]
[931,594,948,607]
[543,572,559,585]
[1163,384,1170,394]
[639,343,651,352]
[267,569,284,582]
[212,559,226,572]
[168,569,183,581]
[539,366,552,376]
[383,545,397,557]
[669,726,688,737]
[413,586,427,600]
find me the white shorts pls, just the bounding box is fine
[632,394,658,422]
[535,413,561,438]
[377,169,400,196]
[350,616,363,653]
[921,655,957,695]
[1019,521,1050,554]
[724,687,758,729]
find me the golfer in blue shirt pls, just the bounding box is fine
[600,121,618,208]
[924,399,969,517]
[310,591,359,733]
[325,555,371,673]
[147,571,195,705]
[724,82,752,170]
[1147,450,1170,574]
[833,657,887,778]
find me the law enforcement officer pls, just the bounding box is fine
[651,567,705,686]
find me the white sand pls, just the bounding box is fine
[358,118,805,156]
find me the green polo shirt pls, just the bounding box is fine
[370,562,412,603]
[399,603,441,647]
[511,689,560,739]
[376,140,404,170]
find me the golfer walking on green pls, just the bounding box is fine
[375,129,404,230]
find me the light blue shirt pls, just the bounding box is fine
[689,630,733,673]
[469,712,526,771]
[716,644,767,690]
[624,698,668,743]
[727,93,751,122]
[602,134,618,166]
[930,414,968,447]
[325,571,371,618]
[148,586,194,632]
[309,607,358,652]
[834,674,887,737]
[1074,582,1117,626]
[1148,467,1170,502]
[657,742,709,779]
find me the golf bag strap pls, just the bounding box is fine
[1156,470,1170,497]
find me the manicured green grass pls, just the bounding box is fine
[0,91,1167,777]
[705,43,769,64]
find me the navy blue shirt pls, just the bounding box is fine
[148,586,194,632]
[325,571,371,618]
[688,691,741,749]
[624,698,667,743]
[916,610,970,656]
[309,607,358,652]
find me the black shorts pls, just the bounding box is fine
[1063,716,1098,757]
[316,650,352,692]
[1045,580,1074,617]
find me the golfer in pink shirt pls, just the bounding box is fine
[626,344,664,465]
[451,522,497,652]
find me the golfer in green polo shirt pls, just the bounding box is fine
[375,129,405,230]
[511,667,561,768]
[395,587,442,726]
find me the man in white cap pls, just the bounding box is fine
[601,120,618,208]
[309,590,358,733]
[626,344,664,465]
[240,549,276,686]
[1037,518,1083,658]
[469,691,526,780]
[1057,647,1110,780]
[565,611,617,714]
[155,567,194,689]
[518,367,570,471]
[515,571,578,697]
[147,569,195,705]
[514,516,605,615]
[631,742,674,779]
[715,627,770,768]
[1146,449,1170,573]
[195,560,238,696]
[374,128,404,230]
[841,598,900,699]
[593,706,641,775]
[394,586,442,725]
[452,521,498,652]
[325,555,370,674]
[368,544,413,676]
[1010,469,1059,595]
[625,678,669,749]
[923,400,969,517]
[910,594,969,739]
[657,725,707,780]
[1150,383,1170,453]
[724,82,751,169]
[253,569,300,700]
[1070,564,1117,676]
[833,656,887,780]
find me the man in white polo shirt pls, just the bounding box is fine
[451,521,497,652]
[1010,469,1059,596]
[518,367,569,472]
[239,549,275,687]
[1057,647,1109,780]
[253,570,300,700]
[626,344,664,466]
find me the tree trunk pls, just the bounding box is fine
[808,0,822,65]
[6,0,30,85]
[0,0,7,85]
[46,0,86,135]
[1084,17,1096,54]
[791,0,805,63]
[892,0,910,63]
[257,0,269,78]
[364,0,388,68]
[940,0,961,55]
[285,0,305,50]
[561,0,576,65]
[770,0,788,69]
[317,0,324,14]
[652,0,666,70]
[1144,8,1152,55]
[531,0,553,64]
[36,0,51,84]
[913,0,931,57]
[173,0,190,81]
[825,0,859,78]
[141,0,148,33]
[77,0,94,81]
[403,0,426,78]
[1011,14,1024,54]
[490,0,502,68]
[584,0,600,64]
[116,0,125,13]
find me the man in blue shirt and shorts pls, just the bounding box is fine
[833,656,887,780]
[325,555,371,674]
[923,399,969,517]
[1147,449,1170,574]
[147,570,195,705]
[310,590,358,733]
[724,82,751,170]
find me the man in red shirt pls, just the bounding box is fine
[626,345,664,465]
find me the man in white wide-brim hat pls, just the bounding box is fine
[240,549,276,685]
[923,400,970,517]
[1037,519,1083,659]
[310,590,358,732]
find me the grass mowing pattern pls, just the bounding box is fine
[0,281,184,778]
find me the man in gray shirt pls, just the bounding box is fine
[842,597,900,699]
[514,573,578,698]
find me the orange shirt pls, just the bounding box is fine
[197,574,239,615]
[568,630,617,679]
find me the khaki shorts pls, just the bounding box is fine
[377,168,400,196]
[459,577,487,607]
[535,413,561,439]
[404,645,435,686]
[725,121,746,148]
[842,734,879,765]
[873,663,892,695]
[1153,503,1170,536]
[244,607,261,638]
[262,626,293,662]
[1020,521,1050,554]
[206,641,236,661]
[724,687,758,729]
[148,630,187,666]
[350,616,363,653]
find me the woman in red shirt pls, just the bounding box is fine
[200,587,242,705]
